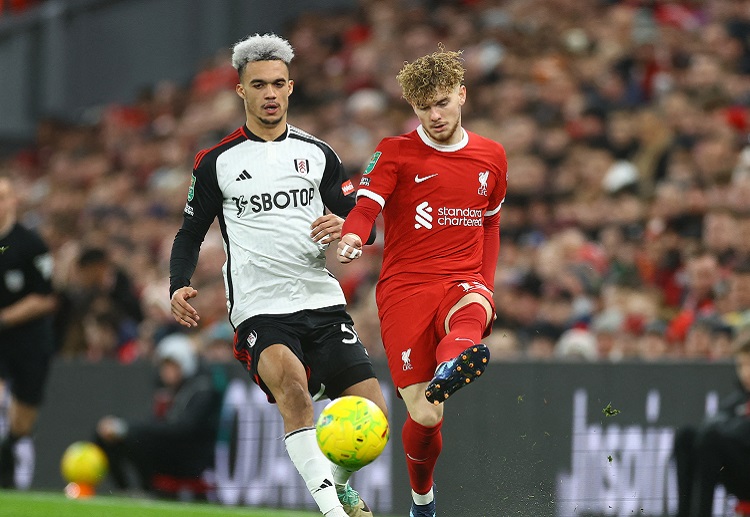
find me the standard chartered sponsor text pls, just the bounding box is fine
[437,206,482,227]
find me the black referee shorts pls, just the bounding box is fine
[233,305,376,403]
[0,319,55,406]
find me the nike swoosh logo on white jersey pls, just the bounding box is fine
[414,174,438,183]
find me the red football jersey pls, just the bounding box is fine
[356,125,507,284]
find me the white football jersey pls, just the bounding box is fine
[170,125,359,327]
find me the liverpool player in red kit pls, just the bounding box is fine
[337,46,507,517]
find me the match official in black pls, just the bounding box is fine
[0,176,57,488]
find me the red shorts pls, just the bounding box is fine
[375,275,495,391]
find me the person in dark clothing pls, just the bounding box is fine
[56,246,144,360]
[673,328,750,517]
[76,247,144,324]
[0,176,58,488]
[94,333,223,498]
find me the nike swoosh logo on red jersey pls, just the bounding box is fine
[414,174,438,183]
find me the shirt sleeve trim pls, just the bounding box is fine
[356,189,386,208]
[485,198,504,217]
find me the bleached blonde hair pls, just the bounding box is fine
[231,33,295,76]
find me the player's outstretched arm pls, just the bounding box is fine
[170,286,200,328]
[310,213,344,244]
[337,233,363,263]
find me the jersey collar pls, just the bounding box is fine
[416,125,468,152]
[242,124,289,142]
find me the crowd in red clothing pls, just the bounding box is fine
[1,0,750,364]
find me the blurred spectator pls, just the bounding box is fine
[524,321,560,361]
[57,247,144,362]
[673,328,750,517]
[702,206,739,268]
[495,271,544,334]
[198,321,235,366]
[591,309,625,361]
[94,333,224,499]
[721,259,750,333]
[709,318,736,361]
[617,314,648,360]
[555,328,598,361]
[637,320,670,362]
[666,248,723,347]
[197,321,235,398]
[81,307,138,363]
[683,316,725,361]
[75,247,143,323]
[485,327,522,362]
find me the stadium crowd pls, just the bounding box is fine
[2,0,750,365]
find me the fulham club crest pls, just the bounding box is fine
[294,159,309,175]
[247,330,258,349]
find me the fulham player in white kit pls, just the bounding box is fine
[169,33,387,517]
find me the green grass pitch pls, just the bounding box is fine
[0,490,328,517]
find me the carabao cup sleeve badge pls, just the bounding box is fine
[363,152,382,175]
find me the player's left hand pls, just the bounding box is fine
[311,214,344,244]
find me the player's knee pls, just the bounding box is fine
[275,381,314,429]
[407,405,443,428]
[377,400,389,420]
[278,380,311,407]
[343,379,389,419]
[450,295,493,328]
[366,395,388,420]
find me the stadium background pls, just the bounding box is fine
[2,0,750,516]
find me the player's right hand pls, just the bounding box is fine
[337,233,363,263]
[171,286,200,328]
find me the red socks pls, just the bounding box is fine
[436,302,487,364]
[402,415,442,495]
[401,304,486,494]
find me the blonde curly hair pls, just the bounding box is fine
[396,44,465,107]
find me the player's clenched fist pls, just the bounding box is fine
[338,233,363,263]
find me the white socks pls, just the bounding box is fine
[412,486,435,505]
[331,462,356,494]
[285,427,346,516]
